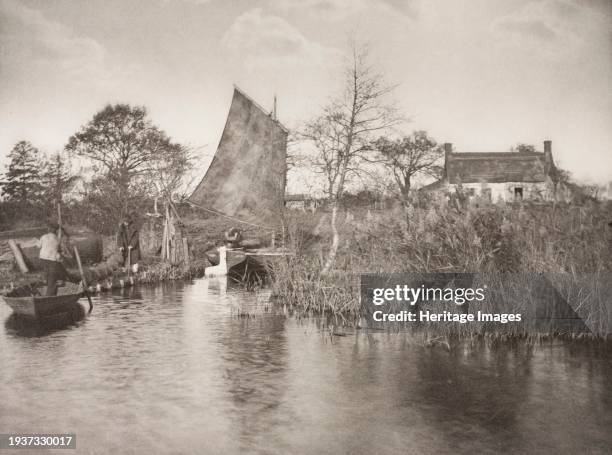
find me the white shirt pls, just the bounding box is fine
[38,233,61,262]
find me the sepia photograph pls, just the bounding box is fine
[1,0,611,453]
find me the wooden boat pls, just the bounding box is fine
[205,245,293,282]
[189,87,293,279]
[0,283,84,319]
[204,239,264,266]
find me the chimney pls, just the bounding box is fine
[272,94,277,120]
[443,143,452,158]
[443,143,452,177]
[543,140,552,164]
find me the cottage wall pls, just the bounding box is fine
[447,181,554,202]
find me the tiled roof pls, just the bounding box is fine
[445,151,554,184]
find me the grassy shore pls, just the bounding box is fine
[0,259,207,294]
[271,199,612,339]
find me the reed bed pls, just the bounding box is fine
[272,199,612,340]
[138,258,206,284]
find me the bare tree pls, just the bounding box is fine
[374,131,443,205]
[302,44,401,273]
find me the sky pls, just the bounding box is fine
[1,0,611,193]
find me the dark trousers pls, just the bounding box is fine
[40,259,67,296]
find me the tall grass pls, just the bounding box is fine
[272,199,612,337]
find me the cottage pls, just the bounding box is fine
[423,140,567,203]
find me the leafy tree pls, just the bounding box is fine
[374,131,443,205]
[511,143,537,153]
[339,189,381,207]
[80,175,150,234]
[1,141,44,204]
[302,44,401,273]
[65,104,191,221]
[556,168,571,184]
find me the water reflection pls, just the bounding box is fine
[4,302,88,337]
[412,344,532,452]
[0,279,611,454]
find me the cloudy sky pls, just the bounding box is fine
[1,0,611,189]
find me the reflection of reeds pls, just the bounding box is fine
[273,201,612,339]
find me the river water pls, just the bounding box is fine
[1,279,611,454]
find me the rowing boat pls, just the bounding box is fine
[0,283,84,319]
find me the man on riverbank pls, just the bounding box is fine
[118,215,141,273]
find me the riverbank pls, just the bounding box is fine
[0,256,207,295]
[272,200,612,339]
[2,200,610,340]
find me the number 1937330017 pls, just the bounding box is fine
[0,434,76,449]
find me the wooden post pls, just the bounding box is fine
[8,240,29,273]
[282,223,286,249]
[127,246,132,278]
[163,204,172,262]
[161,213,168,261]
[182,238,190,269]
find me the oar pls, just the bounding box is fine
[74,245,93,313]
[127,245,132,280]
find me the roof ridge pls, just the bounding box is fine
[450,151,544,156]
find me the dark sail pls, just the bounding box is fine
[189,87,288,227]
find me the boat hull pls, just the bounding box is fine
[1,285,83,319]
[204,246,291,281]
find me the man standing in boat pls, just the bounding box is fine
[37,221,66,296]
[117,215,141,273]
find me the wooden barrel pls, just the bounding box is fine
[71,235,103,264]
[20,233,103,270]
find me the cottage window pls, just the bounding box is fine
[514,187,523,201]
[481,188,492,201]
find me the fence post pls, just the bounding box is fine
[182,238,190,270]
